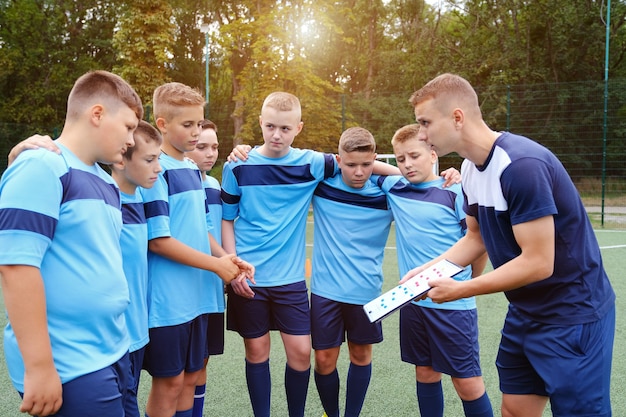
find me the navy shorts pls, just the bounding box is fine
[20,352,130,417]
[143,314,209,377]
[226,281,311,338]
[124,347,145,417]
[205,312,225,357]
[310,294,383,350]
[496,304,615,416]
[400,304,482,378]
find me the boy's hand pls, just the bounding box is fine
[214,254,242,284]
[233,257,255,285]
[21,364,63,416]
[440,167,461,188]
[230,276,256,299]
[227,144,252,163]
[8,134,60,167]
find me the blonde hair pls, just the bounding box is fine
[67,70,143,121]
[339,127,376,153]
[152,82,205,120]
[409,73,481,116]
[262,92,301,118]
[125,120,162,160]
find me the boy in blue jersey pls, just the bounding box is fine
[404,73,616,417]
[310,127,393,417]
[110,120,163,417]
[141,82,254,417]
[185,119,225,417]
[0,70,143,417]
[378,125,493,417]
[222,91,342,417]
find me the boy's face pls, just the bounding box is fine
[97,105,138,164]
[337,149,376,189]
[258,107,303,158]
[157,105,204,155]
[394,138,438,184]
[123,138,162,189]
[187,128,219,173]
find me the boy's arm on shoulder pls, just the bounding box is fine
[373,160,401,176]
[8,135,60,167]
[0,265,63,416]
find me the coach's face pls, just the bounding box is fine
[413,97,456,158]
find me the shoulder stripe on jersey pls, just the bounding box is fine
[323,153,335,179]
[204,188,222,205]
[60,168,120,208]
[389,182,457,210]
[314,182,388,210]
[163,168,202,196]
[232,164,315,186]
[122,202,147,225]
[144,200,169,219]
[221,189,240,205]
[0,208,57,239]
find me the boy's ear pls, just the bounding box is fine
[111,158,126,171]
[155,117,167,132]
[91,104,104,126]
[295,121,304,135]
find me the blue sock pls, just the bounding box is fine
[284,364,310,417]
[462,392,494,417]
[416,380,444,417]
[246,359,271,417]
[345,362,372,417]
[192,384,205,417]
[174,408,193,417]
[314,368,340,417]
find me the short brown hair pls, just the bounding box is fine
[391,124,420,147]
[201,119,218,133]
[125,120,162,160]
[67,70,143,121]
[339,127,376,153]
[409,73,480,116]
[153,82,205,120]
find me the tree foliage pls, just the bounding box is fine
[1,0,626,162]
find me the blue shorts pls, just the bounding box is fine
[226,281,311,338]
[124,347,146,417]
[20,352,129,417]
[310,294,383,350]
[400,304,482,378]
[205,312,225,357]
[143,314,209,377]
[496,304,615,417]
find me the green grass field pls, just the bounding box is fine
[1,224,624,416]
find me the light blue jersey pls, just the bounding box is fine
[221,147,337,287]
[379,176,476,310]
[140,153,219,327]
[203,174,225,313]
[120,190,150,352]
[311,174,393,304]
[0,144,130,392]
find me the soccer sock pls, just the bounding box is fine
[462,392,494,417]
[174,409,193,417]
[192,384,205,417]
[344,362,372,417]
[314,368,340,417]
[284,364,311,417]
[416,380,444,417]
[246,359,271,417]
